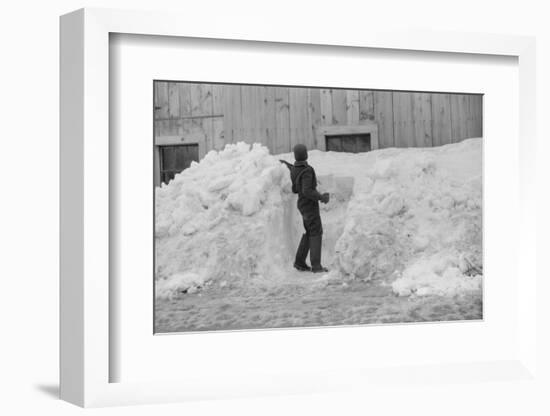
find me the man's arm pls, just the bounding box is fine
[300,168,323,201]
[279,160,293,171]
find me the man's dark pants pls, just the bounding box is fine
[295,207,323,269]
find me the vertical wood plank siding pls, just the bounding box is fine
[450,93,468,142]
[154,82,482,155]
[223,84,242,144]
[331,89,348,125]
[274,87,290,154]
[346,90,360,125]
[211,84,225,150]
[155,81,169,136]
[307,89,322,149]
[412,92,433,147]
[189,83,212,158]
[431,93,452,146]
[319,89,333,126]
[392,91,414,148]
[262,86,277,151]
[359,90,375,123]
[289,87,310,149]
[373,91,394,148]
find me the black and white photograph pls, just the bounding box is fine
[153,82,483,333]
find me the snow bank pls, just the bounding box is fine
[391,254,481,297]
[306,139,482,296]
[156,271,206,299]
[156,139,483,299]
[155,142,296,298]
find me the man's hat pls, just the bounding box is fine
[293,144,308,162]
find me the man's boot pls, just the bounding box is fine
[293,233,311,271]
[309,234,328,273]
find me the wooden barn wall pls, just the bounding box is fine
[154,82,483,155]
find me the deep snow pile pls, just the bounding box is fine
[155,139,482,299]
[155,142,297,299]
[305,139,483,297]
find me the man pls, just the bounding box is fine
[289,144,330,273]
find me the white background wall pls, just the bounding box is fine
[0,1,548,415]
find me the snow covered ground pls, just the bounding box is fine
[154,139,483,331]
[155,280,482,332]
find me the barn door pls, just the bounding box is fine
[159,144,199,184]
[325,133,371,153]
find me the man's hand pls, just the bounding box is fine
[320,193,330,204]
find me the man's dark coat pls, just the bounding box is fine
[290,161,323,236]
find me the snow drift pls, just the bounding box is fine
[309,140,483,297]
[155,139,482,299]
[155,143,298,298]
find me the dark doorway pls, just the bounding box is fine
[325,133,371,153]
[159,144,199,184]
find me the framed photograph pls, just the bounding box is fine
[60,8,538,407]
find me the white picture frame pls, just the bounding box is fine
[60,8,538,408]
